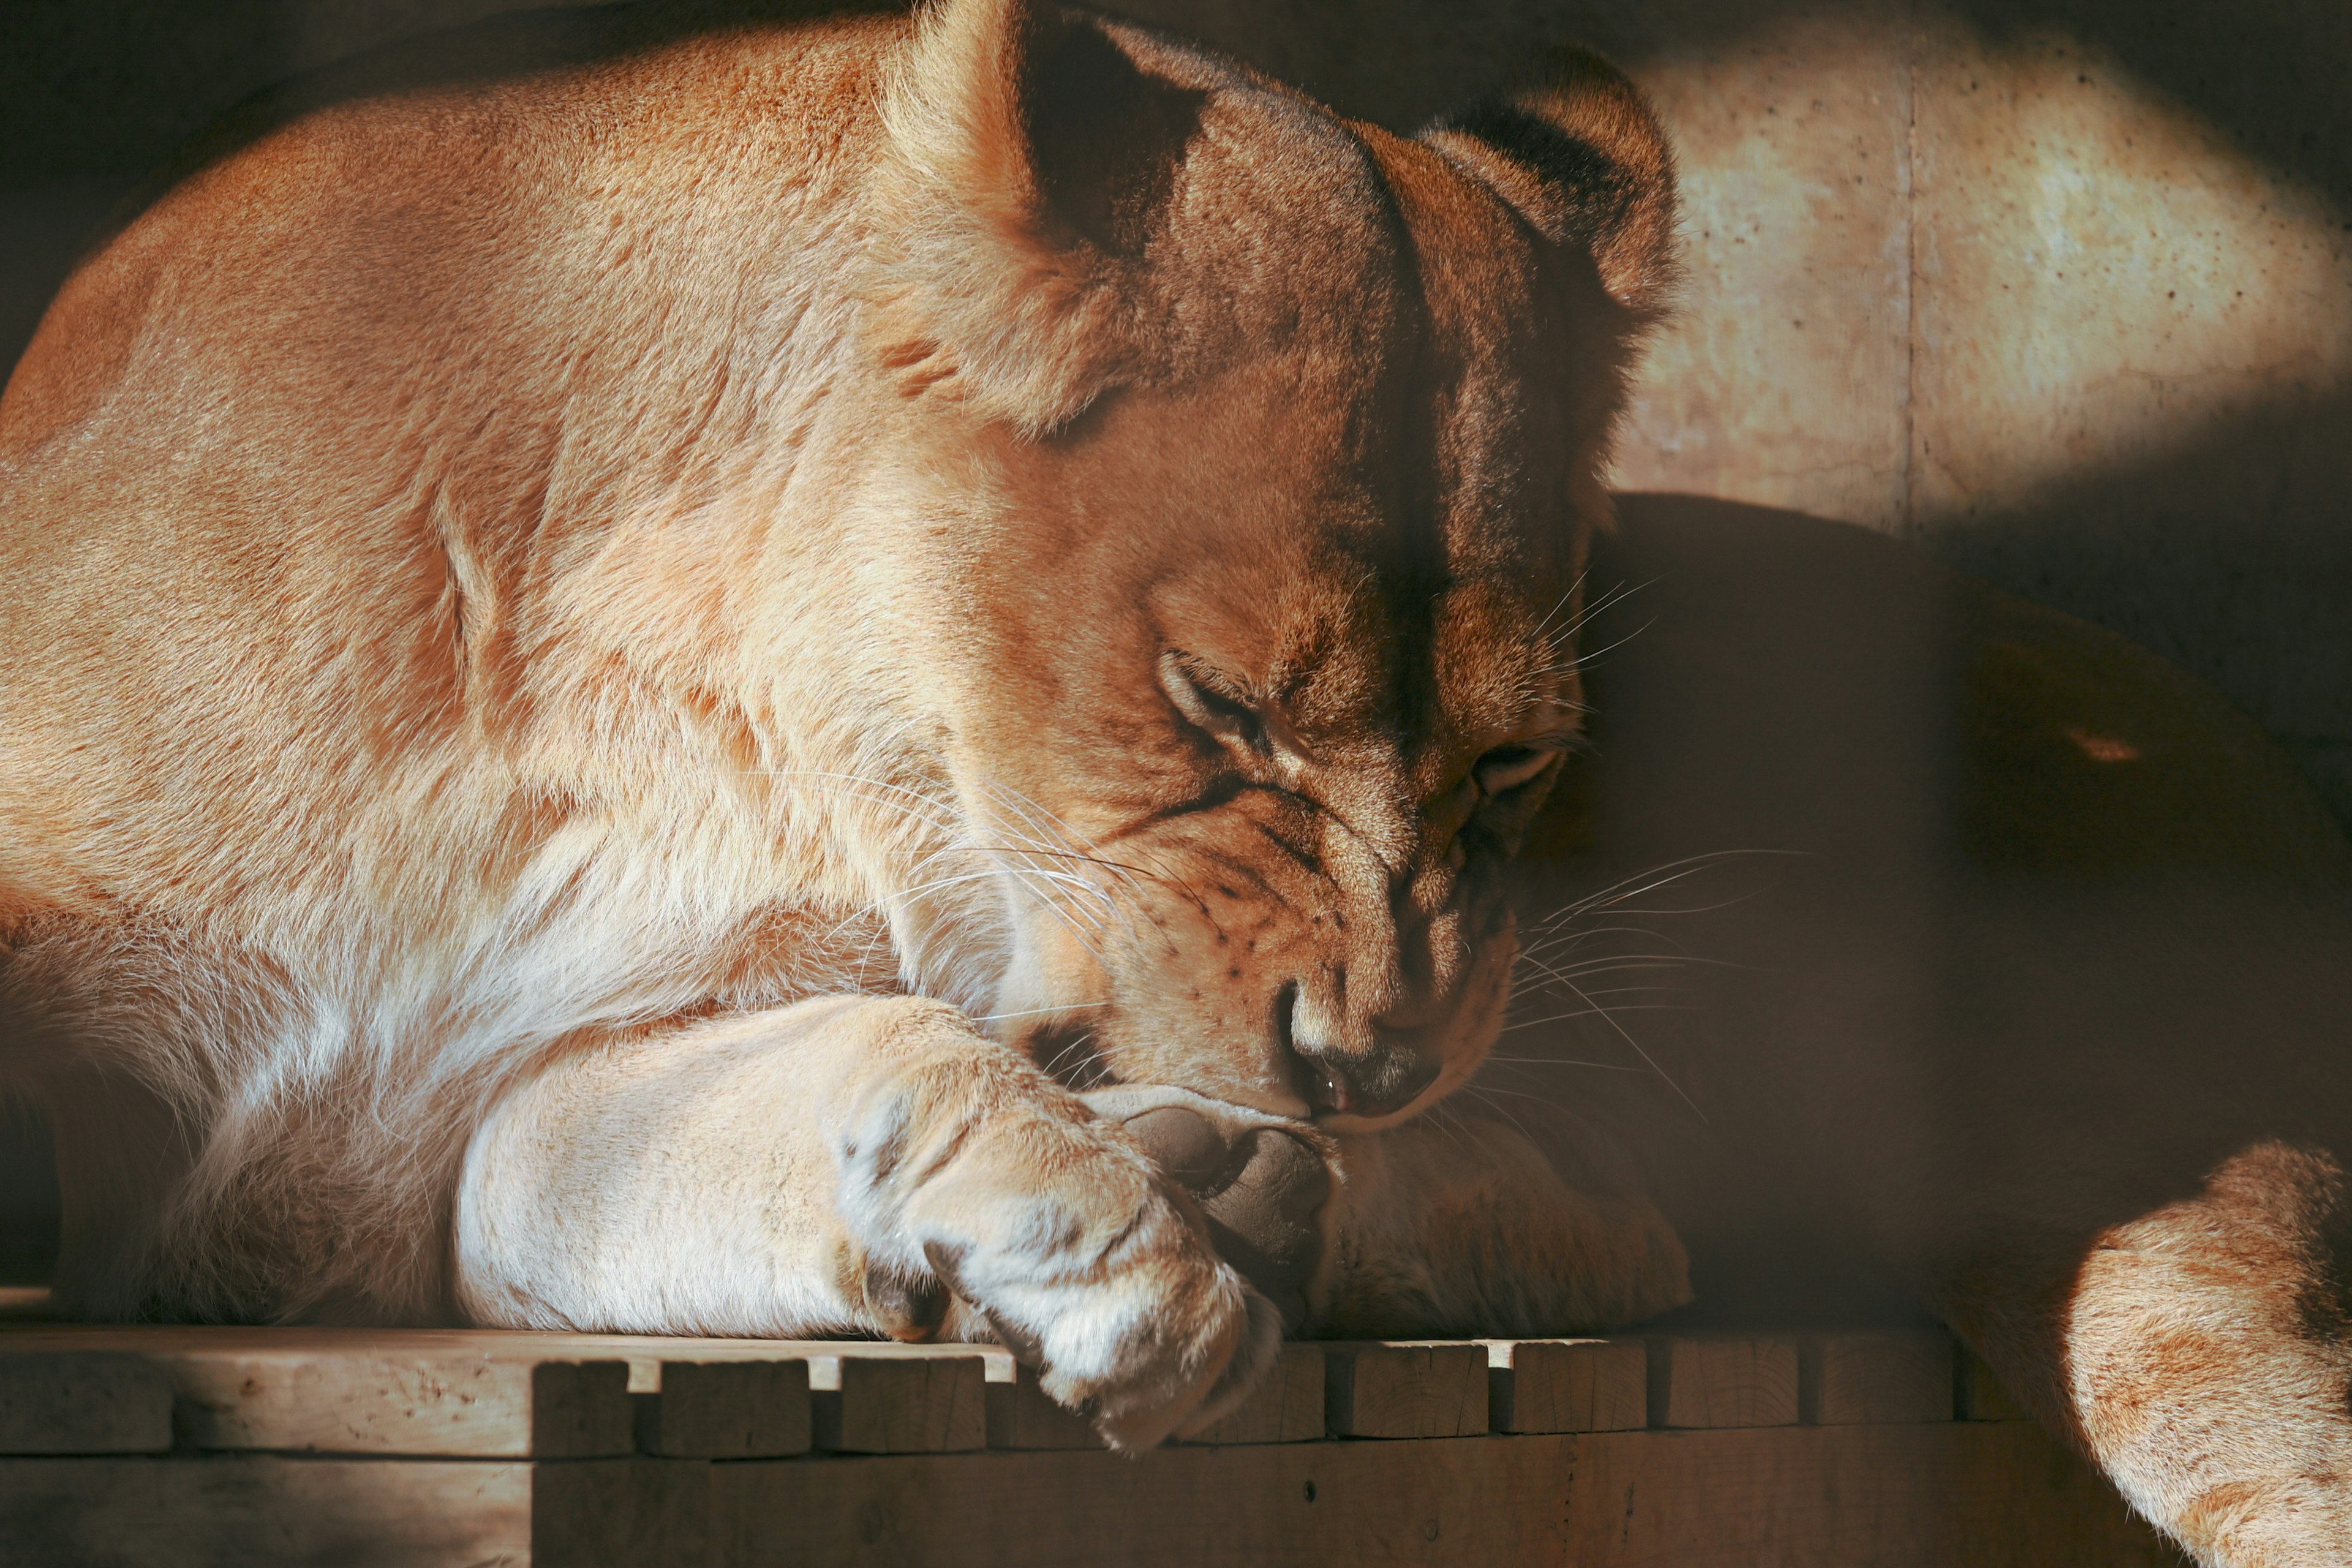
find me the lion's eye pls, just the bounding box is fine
[1158,652,1264,752]
[1475,744,1558,797]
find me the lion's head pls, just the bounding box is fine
[851,0,1676,1129]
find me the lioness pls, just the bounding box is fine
[4,1,2351,1562]
[1,0,1687,1443]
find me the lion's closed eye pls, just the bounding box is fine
[1158,651,1265,753]
[1475,744,1559,797]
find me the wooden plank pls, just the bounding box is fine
[812,1353,986,1453]
[0,1288,58,1322]
[0,1324,1016,1396]
[160,1352,633,1459]
[1649,1335,1801,1428]
[0,1327,636,1457]
[1182,1344,1325,1446]
[537,1457,711,1568]
[1803,1330,1956,1425]
[1322,1343,1487,1439]
[1958,1347,2035,1422]
[0,1327,1035,1457]
[549,1335,1016,1396]
[704,1423,2188,1567]
[642,1360,810,1459]
[0,1352,172,1455]
[0,1455,532,1568]
[1486,1338,1648,1434]
[0,1422,2189,1567]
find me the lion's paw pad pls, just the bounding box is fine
[1114,1101,1330,1331]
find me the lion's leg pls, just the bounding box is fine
[1947,1143,2352,1567]
[454,994,1278,1449]
[1311,1109,1691,1338]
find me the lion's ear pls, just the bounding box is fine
[1420,49,1679,322]
[872,0,1205,435]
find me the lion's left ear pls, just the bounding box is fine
[1420,48,1679,324]
[869,0,1206,436]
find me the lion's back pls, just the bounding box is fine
[0,2,903,923]
[1,5,901,470]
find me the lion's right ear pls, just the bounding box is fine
[1420,49,1679,325]
[869,0,1206,436]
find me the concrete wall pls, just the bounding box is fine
[3,0,2348,823]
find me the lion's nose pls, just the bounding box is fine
[1281,988,1441,1120]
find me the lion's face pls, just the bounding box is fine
[867,10,1674,1128]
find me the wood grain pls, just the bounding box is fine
[0,1414,2187,1567]
[1322,1343,1487,1439]
[554,1335,1016,1396]
[643,1360,811,1459]
[985,1365,1099,1450]
[706,1423,2188,1567]
[0,1351,172,1455]
[1802,1331,1956,1426]
[0,1328,637,1457]
[537,1458,712,1568]
[812,1354,987,1453]
[0,1327,1036,1454]
[1181,1344,1325,1446]
[1486,1338,1648,1434]
[1648,1335,1802,1429]
[0,1455,531,1568]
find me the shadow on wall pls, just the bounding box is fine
[1933,382,2352,831]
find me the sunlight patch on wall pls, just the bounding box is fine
[1607,14,1916,530]
[1608,13,2352,537]
[1909,24,2352,526]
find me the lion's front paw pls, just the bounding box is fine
[835,1071,1282,1450]
[1083,1085,1336,1335]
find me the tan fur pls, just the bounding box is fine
[11,5,2342,1555]
[0,0,1678,1449]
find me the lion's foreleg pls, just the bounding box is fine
[1313,1111,1691,1339]
[454,994,1278,1448]
[455,1001,873,1338]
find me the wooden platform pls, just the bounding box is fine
[0,1295,2186,1567]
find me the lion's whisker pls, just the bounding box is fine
[1462,1085,1542,1147]
[1498,1002,1702,1033]
[971,1001,1110,1022]
[1478,1054,1646,1071]
[1505,982,1712,1128]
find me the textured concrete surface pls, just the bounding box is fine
[1608,13,1917,529]
[0,0,2346,821]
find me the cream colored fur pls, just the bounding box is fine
[0,0,1685,1450]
